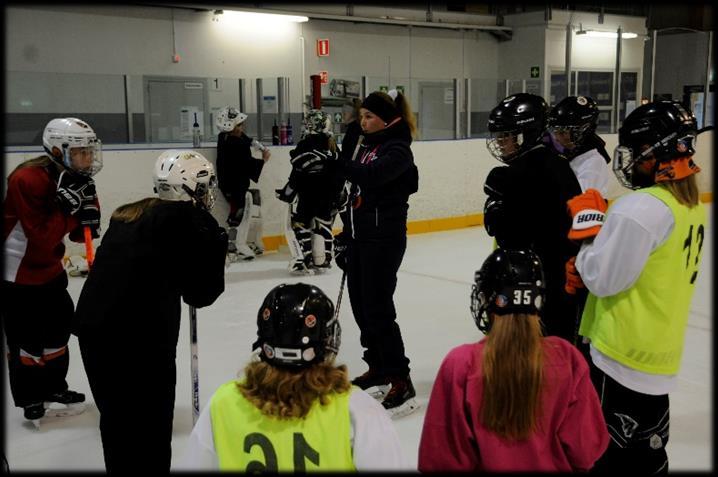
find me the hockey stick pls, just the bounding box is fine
[189,305,200,425]
[83,226,95,270]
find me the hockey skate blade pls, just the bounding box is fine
[44,401,86,418]
[387,398,420,419]
[365,384,390,400]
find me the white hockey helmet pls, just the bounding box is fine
[42,117,103,176]
[153,150,217,210]
[215,106,248,133]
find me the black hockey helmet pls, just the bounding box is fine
[548,96,599,151]
[487,93,549,163]
[470,248,545,334]
[255,283,340,368]
[614,100,697,189]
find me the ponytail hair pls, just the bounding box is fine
[392,91,418,139]
[480,313,544,441]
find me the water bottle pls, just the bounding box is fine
[192,113,201,148]
[286,118,293,145]
[279,122,287,145]
[272,120,280,145]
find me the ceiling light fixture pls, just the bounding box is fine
[218,9,308,23]
[576,27,638,39]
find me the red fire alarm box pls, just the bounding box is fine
[319,71,329,84]
[316,39,329,57]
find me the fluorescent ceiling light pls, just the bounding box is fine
[576,29,638,39]
[217,10,308,23]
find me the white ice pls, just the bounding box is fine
[4,207,712,471]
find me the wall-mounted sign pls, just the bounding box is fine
[317,39,330,57]
[530,66,540,78]
[319,71,329,85]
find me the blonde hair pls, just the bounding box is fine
[660,175,700,208]
[238,360,352,419]
[8,155,56,180]
[480,313,544,441]
[111,197,163,223]
[373,91,419,139]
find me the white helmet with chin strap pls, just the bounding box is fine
[215,106,248,133]
[42,117,103,176]
[153,150,217,210]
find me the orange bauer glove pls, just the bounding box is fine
[567,188,607,241]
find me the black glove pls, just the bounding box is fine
[56,170,96,215]
[275,183,297,203]
[334,232,350,271]
[483,166,510,238]
[77,201,101,237]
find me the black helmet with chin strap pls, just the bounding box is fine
[487,93,549,163]
[255,283,340,368]
[614,100,697,189]
[470,248,546,334]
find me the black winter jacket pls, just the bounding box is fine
[216,132,264,198]
[338,120,419,240]
[73,200,227,356]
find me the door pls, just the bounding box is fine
[419,81,455,140]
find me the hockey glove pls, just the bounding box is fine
[567,188,607,241]
[77,200,101,238]
[483,166,510,237]
[56,171,96,215]
[275,183,297,203]
[333,232,350,272]
[565,256,585,295]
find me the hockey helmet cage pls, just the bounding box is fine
[548,96,599,151]
[614,100,697,189]
[470,248,545,334]
[215,106,248,133]
[153,150,217,209]
[255,283,340,368]
[42,118,103,176]
[301,109,333,138]
[487,93,549,163]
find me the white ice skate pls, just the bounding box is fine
[386,398,420,419]
[365,384,390,400]
[289,259,313,276]
[65,255,89,277]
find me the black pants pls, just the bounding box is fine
[589,361,669,475]
[78,327,177,473]
[346,236,410,378]
[1,273,73,407]
[226,189,248,227]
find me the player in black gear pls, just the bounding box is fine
[483,93,582,342]
[277,109,346,274]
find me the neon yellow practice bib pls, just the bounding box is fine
[579,186,706,374]
[209,380,356,472]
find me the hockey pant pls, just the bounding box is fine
[78,328,175,472]
[285,199,335,267]
[2,272,73,407]
[589,361,669,476]
[227,189,263,255]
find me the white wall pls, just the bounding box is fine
[6,132,712,256]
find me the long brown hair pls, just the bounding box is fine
[660,175,700,208]
[480,313,544,441]
[372,91,419,139]
[111,197,163,223]
[8,155,55,180]
[238,360,352,419]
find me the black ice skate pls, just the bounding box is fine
[382,376,419,418]
[24,390,86,429]
[24,402,46,422]
[352,369,391,400]
[248,242,264,256]
[289,259,313,276]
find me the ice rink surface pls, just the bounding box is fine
[4,206,713,472]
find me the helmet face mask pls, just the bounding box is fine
[614,100,697,189]
[548,96,599,154]
[42,118,103,176]
[470,249,546,334]
[215,106,248,133]
[153,150,217,209]
[256,283,339,368]
[486,93,548,164]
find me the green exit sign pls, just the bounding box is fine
[530,66,540,78]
